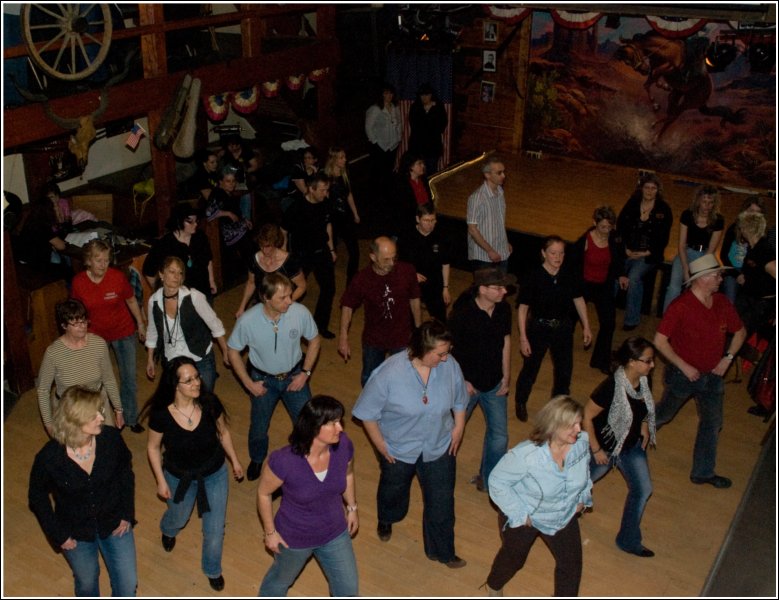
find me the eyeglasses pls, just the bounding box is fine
[635,357,655,365]
[67,318,89,327]
[487,285,507,290]
[178,374,201,385]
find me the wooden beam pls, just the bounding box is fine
[3,40,339,149]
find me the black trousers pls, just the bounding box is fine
[515,320,574,407]
[331,212,360,285]
[583,280,616,372]
[300,249,335,332]
[487,513,582,597]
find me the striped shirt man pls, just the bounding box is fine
[466,159,511,265]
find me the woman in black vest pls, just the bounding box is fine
[145,256,230,392]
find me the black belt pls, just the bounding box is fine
[687,244,706,252]
[535,318,568,328]
[249,359,302,380]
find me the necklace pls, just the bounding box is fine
[164,308,180,346]
[413,359,430,404]
[70,437,94,461]
[173,403,197,426]
[163,291,179,300]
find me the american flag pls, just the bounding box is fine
[125,123,146,150]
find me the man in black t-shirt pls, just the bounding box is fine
[450,267,514,491]
[282,173,337,338]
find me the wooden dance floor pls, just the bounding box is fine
[431,152,775,262]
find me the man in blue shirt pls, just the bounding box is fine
[228,272,320,480]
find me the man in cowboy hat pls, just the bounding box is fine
[653,255,747,489]
[449,267,516,491]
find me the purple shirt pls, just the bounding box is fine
[268,433,354,548]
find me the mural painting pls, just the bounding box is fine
[522,12,776,188]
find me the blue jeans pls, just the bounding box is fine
[623,257,657,327]
[663,248,705,313]
[377,452,457,562]
[721,274,739,304]
[63,528,137,596]
[161,463,228,578]
[590,440,652,553]
[259,529,358,597]
[195,351,218,393]
[248,365,311,464]
[110,334,138,426]
[361,345,405,388]
[466,382,508,489]
[655,365,724,479]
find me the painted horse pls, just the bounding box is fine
[615,31,745,138]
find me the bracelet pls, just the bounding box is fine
[592,446,601,453]
[114,408,124,413]
[329,248,335,253]
[346,504,358,513]
[443,285,449,288]
[264,529,277,538]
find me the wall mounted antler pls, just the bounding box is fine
[11,51,136,170]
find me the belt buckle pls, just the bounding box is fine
[275,372,288,380]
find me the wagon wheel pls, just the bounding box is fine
[20,4,113,81]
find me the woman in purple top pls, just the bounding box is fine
[258,396,359,597]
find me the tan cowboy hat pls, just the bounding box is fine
[685,254,730,285]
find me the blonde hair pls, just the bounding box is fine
[82,239,112,266]
[690,185,721,227]
[738,211,767,242]
[529,395,583,445]
[51,386,104,448]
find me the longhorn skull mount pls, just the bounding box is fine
[11,50,136,170]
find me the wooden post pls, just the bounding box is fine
[3,235,34,393]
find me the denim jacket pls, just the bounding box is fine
[488,434,593,535]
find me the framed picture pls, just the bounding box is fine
[483,50,497,73]
[483,21,497,42]
[480,80,495,103]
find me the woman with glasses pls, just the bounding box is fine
[582,336,657,558]
[29,385,137,596]
[141,356,243,592]
[143,204,216,301]
[145,256,229,393]
[37,299,123,436]
[352,319,468,569]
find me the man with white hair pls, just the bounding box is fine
[466,156,512,272]
[653,255,746,489]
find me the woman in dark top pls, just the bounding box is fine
[235,222,307,318]
[324,147,361,284]
[143,356,243,592]
[393,152,432,237]
[408,83,448,176]
[720,196,766,303]
[663,185,724,312]
[571,206,622,374]
[16,195,71,280]
[143,203,216,300]
[257,395,359,596]
[515,236,592,422]
[289,147,320,196]
[735,212,776,341]
[616,174,673,330]
[187,148,220,202]
[29,385,137,597]
[582,337,657,558]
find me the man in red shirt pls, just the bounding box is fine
[338,236,421,386]
[653,255,746,489]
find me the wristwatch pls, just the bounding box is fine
[303,369,312,377]
[724,352,734,361]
